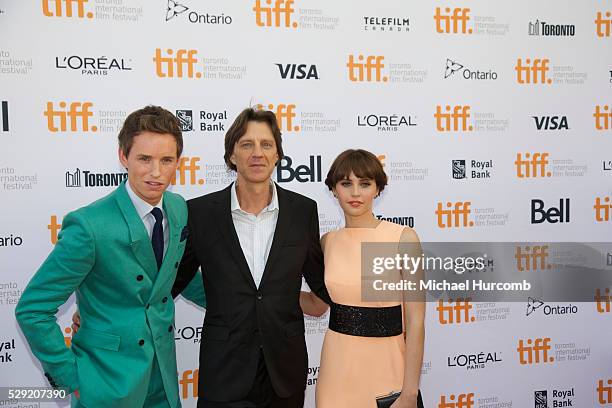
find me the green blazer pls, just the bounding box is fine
[15,182,198,408]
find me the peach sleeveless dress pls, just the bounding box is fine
[315,221,406,408]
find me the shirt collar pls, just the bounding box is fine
[231,181,279,214]
[125,180,165,220]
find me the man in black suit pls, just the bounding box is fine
[172,107,330,408]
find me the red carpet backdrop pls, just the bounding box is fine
[1,0,611,407]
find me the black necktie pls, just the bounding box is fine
[151,207,164,270]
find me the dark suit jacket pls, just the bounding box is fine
[172,182,330,403]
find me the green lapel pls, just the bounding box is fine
[114,182,158,278]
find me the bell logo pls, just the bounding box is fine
[595,288,611,314]
[44,102,96,132]
[256,104,299,132]
[435,202,474,228]
[48,215,62,245]
[64,326,73,347]
[438,393,475,408]
[253,0,297,28]
[154,49,201,79]
[347,55,388,82]
[171,157,204,186]
[515,58,551,84]
[437,298,475,324]
[517,337,554,364]
[595,11,612,37]
[531,199,570,224]
[276,155,322,183]
[515,153,551,178]
[434,105,473,132]
[42,0,93,19]
[594,105,612,130]
[434,7,472,34]
[179,369,199,398]
[597,379,612,404]
[515,245,551,271]
[594,196,612,222]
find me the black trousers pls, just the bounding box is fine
[199,350,305,408]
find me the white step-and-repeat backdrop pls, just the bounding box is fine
[1,1,611,407]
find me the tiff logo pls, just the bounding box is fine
[256,103,299,132]
[515,153,551,178]
[515,245,551,271]
[1,101,8,132]
[42,0,93,18]
[436,202,474,228]
[516,337,554,365]
[595,11,612,38]
[597,379,612,404]
[44,102,96,132]
[594,105,612,130]
[179,369,198,398]
[347,55,388,82]
[172,157,204,186]
[595,288,611,314]
[438,393,475,408]
[437,298,475,324]
[253,0,297,28]
[434,105,473,132]
[434,7,472,34]
[154,49,201,79]
[515,58,551,84]
[594,196,612,222]
[48,215,62,245]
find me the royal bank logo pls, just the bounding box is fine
[0,338,15,363]
[65,168,127,188]
[534,390,547,408]
[55,55,132,76]
[0,101,8,132]
[165,0,232,25]
[444,59,497,80]
[175,109,227,132]
[452,160,493,180]
[528,19,575,36]
[363,16,409,32]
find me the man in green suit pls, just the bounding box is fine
[15,106,202,408]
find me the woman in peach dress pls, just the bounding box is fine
[301,149,425,408]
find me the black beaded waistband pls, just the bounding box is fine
[328,303,403,337]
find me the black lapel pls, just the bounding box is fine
[212,183,257,290]
[259,183,293,288]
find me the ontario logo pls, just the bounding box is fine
[444,59,498,80]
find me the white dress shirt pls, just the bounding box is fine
[231,181,279,288]
[125,181,169,256]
